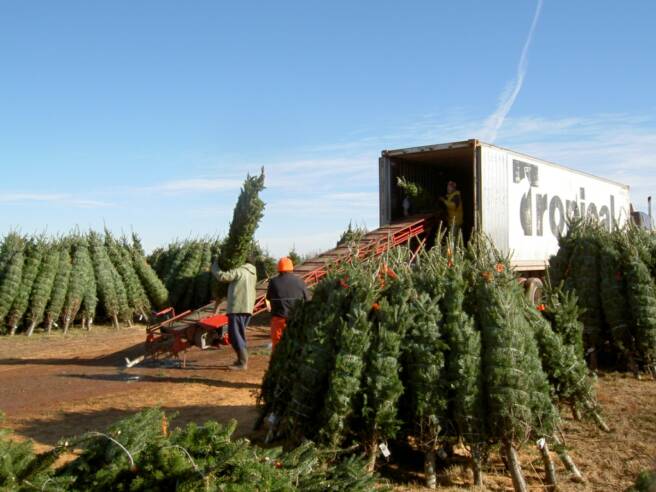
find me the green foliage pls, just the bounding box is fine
[396,176,434,212]
[6,238,44,333]
[622,242,656,371]
[441,235,487,456]
[0,409,380,491]
[61,237,90,332]
[0,237,25,331]
[219,169,266,273]
[89,232,121,327]
[336,222,367,247]
[106,231,150,318]
[628,469,656,492]
[26,244,60,332]
[44,246,72,332]
[131,238,169,311]
[471,242,557,445]
[318,265,378,447]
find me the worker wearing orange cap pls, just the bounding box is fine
[265,257,309,348]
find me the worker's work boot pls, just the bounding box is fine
[229,349,248,371]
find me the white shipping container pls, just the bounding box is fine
[379,140,631,271]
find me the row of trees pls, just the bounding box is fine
[258,234,604,490]
[0,231,167,335]
[548,220,656,376]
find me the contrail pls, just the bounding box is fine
[482,0,544,143]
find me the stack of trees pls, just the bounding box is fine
[258,234,603,490]
[0,231,167,336]
[0,409,380,491]
[548,219,656,376]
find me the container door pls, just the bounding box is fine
[379,156,392,226]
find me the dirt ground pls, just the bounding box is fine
[1,322,654,491]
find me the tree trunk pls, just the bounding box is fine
[584,402,610,432]
[63,315,71,335]
[503,441,527,492]
[472,458,483,487]
[424,451,437,489]
[552,434,584,483]
[537,438,557,490]
[26,320,37,337]
[112,314,120,330]
[366,438,378,474]
[10,324,18,336]
[570,404,582,421]
[46,319,53,334]
[471,444,485,487]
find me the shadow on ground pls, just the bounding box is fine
[14,404,263,447]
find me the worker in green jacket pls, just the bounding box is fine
[211,259,257,371]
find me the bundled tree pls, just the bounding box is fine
[0,232,24,276]
[317,264,378,448]
[526,303,609,432]
[598,233,635,369]
[0,236,25,333]
[25,243,61,336]
[402,292,448,489]
[541,281,586,359]
[359,259,412,471]
[7,238,44,335]
[105,231,150,320]
[276,275,350,442]
[130,237,168,310]
[336,222,367,247]
[214,169,265,301]
[167,240,204,310]
[473,242,558,492]
[441,236,487,486]
[89,232,121,329]
[110,262,132,325]
[192,242,213,309]
[44,246,72,333]
[396,176,433,213]
[569,228,604,368]
[61,236,95,333]
[622,241,656,376]
[80,243,98,330]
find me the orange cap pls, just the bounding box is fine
[277,257,294,272]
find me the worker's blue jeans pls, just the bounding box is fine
[228,313,252,353]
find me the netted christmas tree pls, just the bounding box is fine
[470,239,559,492]
[441,235,487,486]
[622,241,656,376]
[25,243,61,336]
[0,235,25,332]
[7,238,44,335]
[214,168,266,302]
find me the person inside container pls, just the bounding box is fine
[440,180,463,235]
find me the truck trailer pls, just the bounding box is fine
[379,139,632,272]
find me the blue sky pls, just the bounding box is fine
[1,1,655,256]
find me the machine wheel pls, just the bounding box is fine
[525,277,544,306]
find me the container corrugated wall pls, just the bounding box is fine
[480,144,510,254]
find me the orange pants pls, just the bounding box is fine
[270,316,287,349]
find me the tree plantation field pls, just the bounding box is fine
[0,324,654,491]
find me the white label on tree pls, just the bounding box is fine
[379,442,391,458]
